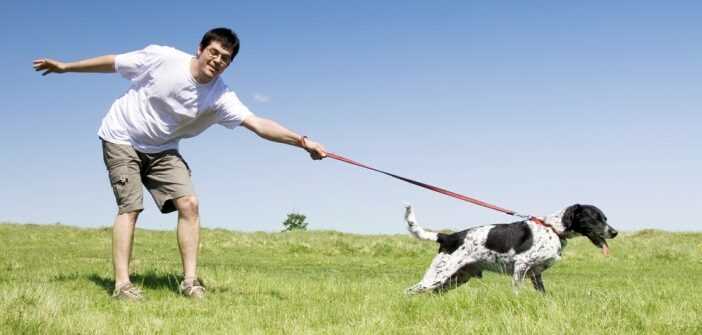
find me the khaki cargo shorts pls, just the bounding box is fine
[101,140,195,215]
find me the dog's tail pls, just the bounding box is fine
[404,204,438,242]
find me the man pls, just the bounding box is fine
[33,28,327,300]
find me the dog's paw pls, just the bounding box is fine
[405,284,423,296]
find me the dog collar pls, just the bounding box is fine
[530,217,565,239]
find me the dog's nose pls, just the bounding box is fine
[609,228,618,238]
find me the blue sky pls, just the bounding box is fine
[2,1,700,233]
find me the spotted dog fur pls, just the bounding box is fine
[404,204,618,294]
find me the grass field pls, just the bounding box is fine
[1,222,701,334]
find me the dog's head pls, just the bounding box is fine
[562,204,618,255]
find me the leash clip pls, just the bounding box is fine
[513,213,532,220]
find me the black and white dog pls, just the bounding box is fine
[404,204,618,294]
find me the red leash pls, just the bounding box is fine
[326,152,555,230]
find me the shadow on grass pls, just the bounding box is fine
[78,272,286,299]
[87,271,182,296]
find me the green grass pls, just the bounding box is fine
[1,223,701,334]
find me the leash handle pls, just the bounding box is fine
[326,152,519,216]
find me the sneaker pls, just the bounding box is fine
[179,279,205,299]
[112,283,144,301]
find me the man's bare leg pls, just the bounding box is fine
[113,211,140,287]
[174,195,200,283]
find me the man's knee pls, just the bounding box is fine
[175,195,199,218]
[115,210,140,224]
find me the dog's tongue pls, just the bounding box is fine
[602,243,609,256]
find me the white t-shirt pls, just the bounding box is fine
[98,45,253,153]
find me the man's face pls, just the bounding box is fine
[196,40,233,81]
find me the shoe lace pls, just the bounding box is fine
[124,285,142,295]
[181,280,205,294]
[115,283,142,297]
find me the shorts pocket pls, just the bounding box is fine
[110,174,129,185]
[109,172,130,204]
[108,167,142,211]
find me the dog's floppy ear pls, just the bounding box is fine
[562,204,581,229]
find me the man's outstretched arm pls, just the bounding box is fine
[242,115,327,160]
[32,55,116,76]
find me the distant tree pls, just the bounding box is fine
[282,212,308,231]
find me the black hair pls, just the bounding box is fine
[199,27,240,60]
